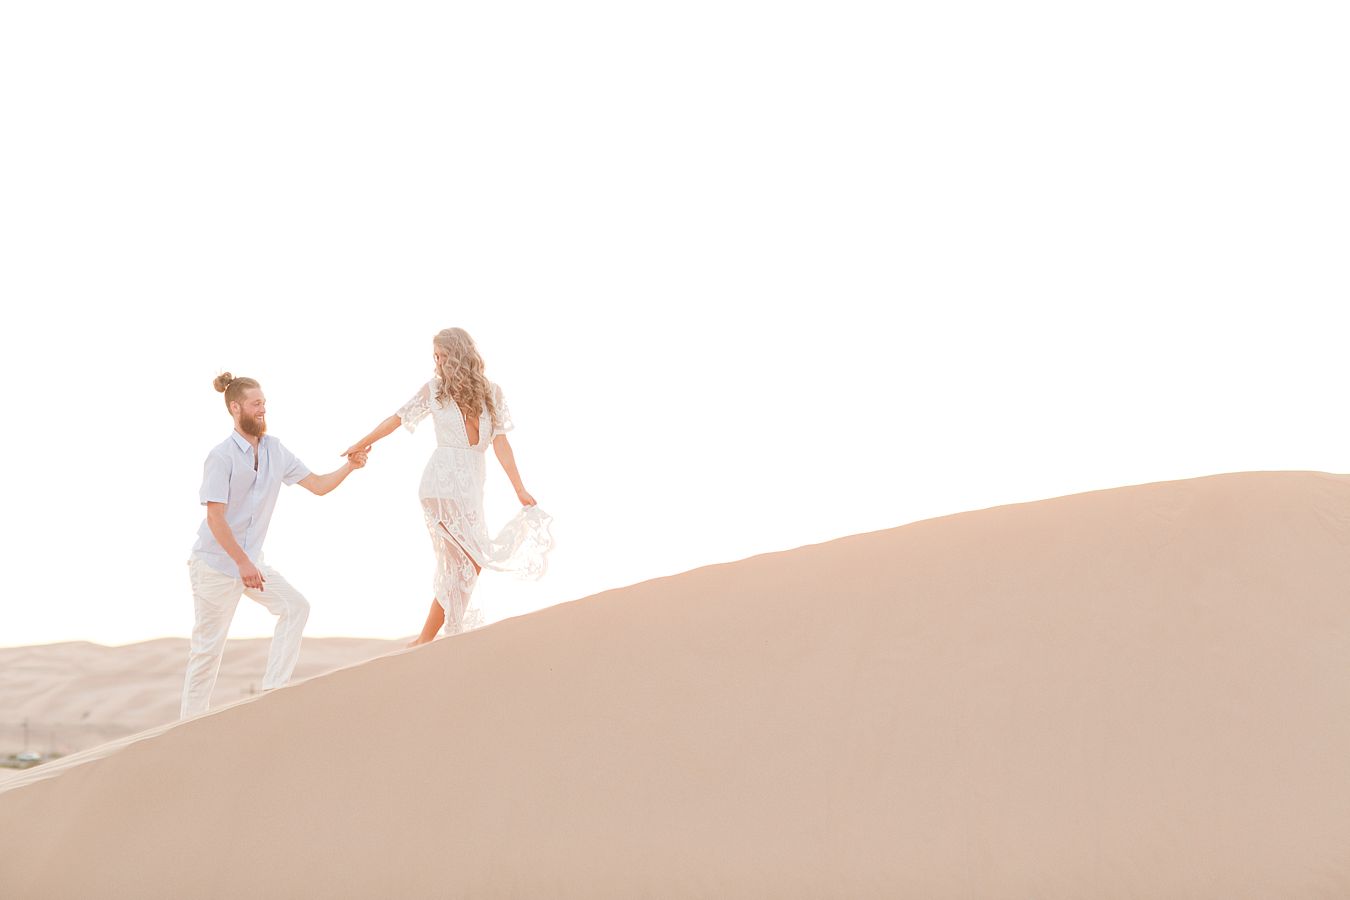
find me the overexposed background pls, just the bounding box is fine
[1,1,1346,645]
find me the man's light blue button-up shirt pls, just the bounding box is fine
[191,431,311,577]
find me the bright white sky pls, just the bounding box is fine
[1,2,1346,646]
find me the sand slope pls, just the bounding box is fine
[2,472,1349,898]
[0,637,401,765]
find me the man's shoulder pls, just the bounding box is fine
[204,435,239,461]
[262,433,294,454]
[264,434,307,467]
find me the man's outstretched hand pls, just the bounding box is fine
[348,449,370,469]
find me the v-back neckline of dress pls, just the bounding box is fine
[459,405,481,448]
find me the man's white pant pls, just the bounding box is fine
[180,556,310,719]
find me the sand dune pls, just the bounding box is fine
[0,637,400,770]
[2,472,1349,898]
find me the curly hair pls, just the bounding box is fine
[433,328,499,428]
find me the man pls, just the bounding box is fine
[180,372,369,718]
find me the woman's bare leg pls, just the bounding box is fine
[408,532,483,647]
[407,599,445,647]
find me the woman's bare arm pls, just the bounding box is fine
[492,434,536,506]
[344,414,401,457]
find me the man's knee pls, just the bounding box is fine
[260,588,309,620]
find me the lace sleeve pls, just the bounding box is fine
[396,381,434,433]
[491,383,514,436]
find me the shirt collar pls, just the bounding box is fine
[229,431,264,455]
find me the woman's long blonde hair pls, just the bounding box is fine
[433,328,499,428]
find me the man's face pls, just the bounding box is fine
[233,388,267,437]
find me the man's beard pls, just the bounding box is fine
[239,412,267,437]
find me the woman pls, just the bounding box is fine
[345,328,553,644]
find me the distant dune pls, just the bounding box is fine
[2,472,1349,898]
[0,637,400,778]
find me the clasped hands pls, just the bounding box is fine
[343,444,372,468]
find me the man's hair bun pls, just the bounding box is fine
[213,372,234,393]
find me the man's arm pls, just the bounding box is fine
[298,450,367,496]
[205,502,266,590]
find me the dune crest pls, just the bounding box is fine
[3,472,1349,898]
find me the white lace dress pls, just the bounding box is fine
[396,378,553,635]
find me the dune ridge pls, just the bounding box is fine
[2,472,1348,898]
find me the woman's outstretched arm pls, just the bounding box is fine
[491,434,536,507]
[344,414,401,458]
